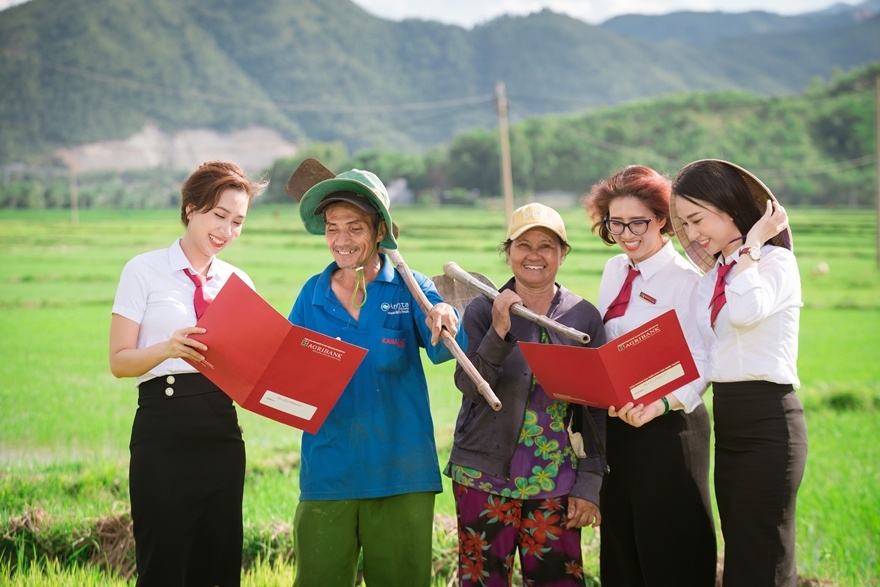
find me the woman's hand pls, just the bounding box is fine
[110,316,210,378]
[566,496,601,529]
[166,326,210,363]
[491,289,522,339]
[745,199,789,249]
[609,398,665,428]
[426,302,459,346]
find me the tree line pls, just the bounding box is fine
[2,63,878,210]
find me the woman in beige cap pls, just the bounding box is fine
[445,202,608,587]
[671,159,807,587]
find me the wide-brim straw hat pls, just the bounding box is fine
[670,159,793,272]
[299,168,398,250]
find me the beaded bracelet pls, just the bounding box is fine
[661,396,670,415]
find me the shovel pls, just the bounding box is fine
[285,159,502,411]
[441,262,591,345]
[429,270,497,317]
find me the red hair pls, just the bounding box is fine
[583,165,673,245]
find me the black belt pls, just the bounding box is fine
[138,372,220,399]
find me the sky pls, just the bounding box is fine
[350,0,862,27]
[0,0,865,25]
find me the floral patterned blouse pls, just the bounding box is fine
[447,329,579,499]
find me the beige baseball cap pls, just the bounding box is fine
[507,203,568,243]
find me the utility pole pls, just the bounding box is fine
[58,150,79,225]
[496,81,514,229]
[875,74,879,268]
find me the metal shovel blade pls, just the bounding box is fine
[285,158,336,202]
[431,272,497,317]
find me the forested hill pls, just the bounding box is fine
[0,0,878,164]
[602,0,880,46]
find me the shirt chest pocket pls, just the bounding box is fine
[374,327,410,374]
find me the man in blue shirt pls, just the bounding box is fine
[289,168,466,587]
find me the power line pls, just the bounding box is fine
[752,155,876,177]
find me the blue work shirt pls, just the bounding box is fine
[288,253,466,500]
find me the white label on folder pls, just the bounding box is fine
[259,390,317,420]
[630,362,685,400]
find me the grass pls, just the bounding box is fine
[0,204,878,585]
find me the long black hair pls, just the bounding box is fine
[671,160,762,240]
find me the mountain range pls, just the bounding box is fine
[0,0,878,168]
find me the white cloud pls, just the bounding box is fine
[0,0,28,9]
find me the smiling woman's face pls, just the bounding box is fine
[607,195,666,264]
[184,188,249,259]
[673,195,741,258]
[506,227,564,288]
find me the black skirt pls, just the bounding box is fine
[600,403,717,586]
[713,381,807,587]
[130,372,246,587]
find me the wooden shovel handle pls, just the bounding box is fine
[444,262,591,345]
[385,250,502,411]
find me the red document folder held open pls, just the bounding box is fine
[519,309,698,409]
[183,273,367,434]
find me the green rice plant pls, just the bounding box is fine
[0,557,126,586]
[1,206,878,585]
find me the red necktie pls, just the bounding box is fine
[183,268,213,319]
[603,266,640,323]
[709,262,736,327]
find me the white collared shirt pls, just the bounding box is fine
[696,245,801,387]
[598,239,710,412]
[111,239,254,385]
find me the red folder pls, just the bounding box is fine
[184,273,367,433]
[519,309,698,409]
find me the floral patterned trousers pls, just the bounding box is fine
[453,482,587,587]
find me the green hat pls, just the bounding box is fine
[299,169,397,250]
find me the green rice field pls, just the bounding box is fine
[0,204,878,585]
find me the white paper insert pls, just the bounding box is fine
[259,389,317,420]
[630,362,685,400]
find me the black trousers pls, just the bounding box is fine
[130,373,246,587]
[713,381,807,587]
[600,403,716,587]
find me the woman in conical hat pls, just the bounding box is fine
[671,159,807,587]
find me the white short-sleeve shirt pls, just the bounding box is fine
[111,239,254,385]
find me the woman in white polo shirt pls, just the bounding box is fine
[671,159,807,587]
[109,161,266,586]
[585,165,716,586]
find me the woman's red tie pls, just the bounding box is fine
[710,262,736,326]
[603,266,640,323]
[183,268,213,319]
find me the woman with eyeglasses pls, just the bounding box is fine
[583,165,716,586]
